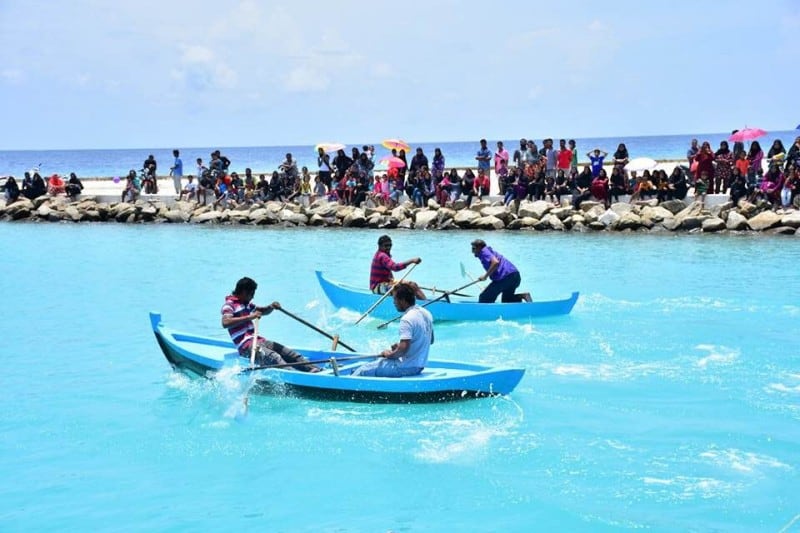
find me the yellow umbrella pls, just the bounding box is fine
[381,139,411,152]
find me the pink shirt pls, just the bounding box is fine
[494,149,509,173]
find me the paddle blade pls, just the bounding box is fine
[460,262,467,278]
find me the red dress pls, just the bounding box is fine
[695,151,715,180]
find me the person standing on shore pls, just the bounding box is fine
[476,139,492,181]
[588,148,608,177]
[569,140,579,175]
[686,139,699,178]
[513,139,527,169]
[542,139,557,180]
[556,139,572,176]
[369,235,425,299]
[471,239,531,303]
[494,141,509,195]
[351,282,433,378]
[221,277,320,372]
[170,149,183,194]
[317,147,333,188]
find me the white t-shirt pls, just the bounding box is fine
[397,305,433,369]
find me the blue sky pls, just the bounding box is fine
[1,0,798,150]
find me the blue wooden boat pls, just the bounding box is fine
[150,312,525,403]
[315,270,579,322]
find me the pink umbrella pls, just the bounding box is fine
[729,127,767,143]
[379,156,406,169]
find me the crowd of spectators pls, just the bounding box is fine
[4,135,799,211]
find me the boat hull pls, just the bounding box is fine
[315,270,578,322]
[150,312,525,403]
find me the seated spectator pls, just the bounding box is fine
[590,168,610,208]
[729,170,748,206]
[179,175,198,202]
[198,170,214,205]
[311,175,326,204]
[48,174,66,195]
[65,173,84,200]
[141,165,157,194]
[28,172,47,200]
[4,176,20,204]
[572,166,593,209]
[667,166,689,200]
[475,167,490,200]
[608,166,627,203]
[122,170,141,202]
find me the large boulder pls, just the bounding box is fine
[747,210,782,231]
[64,205,83,222]
[725,211,749,230]
[598,209,621,227]
[473,215,505,230]
[659,199,687,215]
[191,210,224,224]
[453,209,481,227]
[616,211,644,231]
[340,206,367,228]
[280,209,309,225]
[534,213,565,231]
[163,209,190,223]
[701,217,726,232]
[640,205,675,224]
[479,205,512,223]
[780,212,800,228]
[518,200,551,219]
[413,209,438,229]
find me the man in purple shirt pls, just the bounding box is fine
[471,239,531,303]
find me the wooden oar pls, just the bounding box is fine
[376,278,483,329]
[249,317,260,367]
[240,353,378,373]
[276,307,357,352]
[354,262,418,325]
[460,261,486,289]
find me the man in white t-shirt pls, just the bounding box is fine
[179,174,198,202]
[352,282,434,377]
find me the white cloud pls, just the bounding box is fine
[172,44,238,92]
[283,66,329,92]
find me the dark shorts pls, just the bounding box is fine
[479,271,522,303]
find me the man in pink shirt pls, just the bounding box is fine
[494,141,510,195]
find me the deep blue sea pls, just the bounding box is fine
[1,130,797,180]
[1,223,798,531]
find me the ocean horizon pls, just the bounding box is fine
[1,129,796,180]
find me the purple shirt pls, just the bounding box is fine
[476,246,518,281]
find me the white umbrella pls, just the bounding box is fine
[625,157,657,173]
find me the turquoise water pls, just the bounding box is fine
[1,223,799,531]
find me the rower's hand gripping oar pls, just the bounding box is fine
[376,278,483,329]
[276,307,357,352]
[354,262,418,325]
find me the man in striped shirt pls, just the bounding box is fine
[369,235,425,299]
[221,277,319,371]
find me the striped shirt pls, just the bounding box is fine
[369,250,407,290]
[221,295,257,352]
